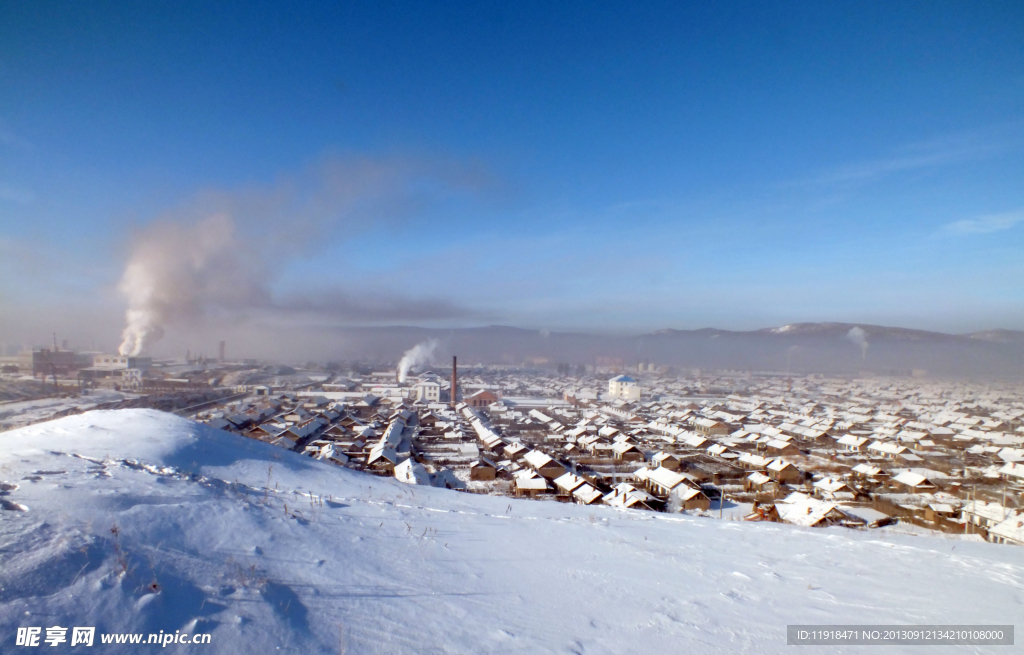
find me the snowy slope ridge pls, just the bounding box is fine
[1,411,1020,654]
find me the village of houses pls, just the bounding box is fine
[196,364,1024,546]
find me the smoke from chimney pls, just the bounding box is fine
[113,158,487,356]
[451,355,458,407]
[846,327,869,361]
[397,339,439,383]
[117,214,264,356]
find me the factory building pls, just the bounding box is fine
[91,354,153,371]
[32,349,78,377]
[80,354,153,380]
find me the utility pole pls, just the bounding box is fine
[970,485,975,535]
[964,488,969,536]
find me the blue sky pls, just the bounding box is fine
[1,1,1023,352]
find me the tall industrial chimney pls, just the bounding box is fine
[450,356,457,407]
[218,340,226,362]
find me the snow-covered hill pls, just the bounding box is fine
[1,410,1020,653]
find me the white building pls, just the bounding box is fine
[608,375,640,400]
[413,381,441,403]
[92,354,152,372]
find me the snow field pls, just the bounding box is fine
[1,410,1020,654]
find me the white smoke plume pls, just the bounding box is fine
[397,339,439,383]
[118,214,268,356]
[846,326,869,361]
[114,157,489,356]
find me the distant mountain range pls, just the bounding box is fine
[326,322,1024,377]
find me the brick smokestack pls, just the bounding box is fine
[451,356,457,407]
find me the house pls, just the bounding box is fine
[669,486,711,511]
[811,477,858,501]
[868,440,907,460]
[775,492,862,528]
[206,417,234,431]
[514,472,549,497]
[412,381,441,403]
[644,466,699,498]
[553,471,587,497]
[572,484,603,505]
[394,458,431,485]
[607,375,641,401]
[764,439,800,457]
[706,443,729,457]
[891,470,937,491]
[502,442,528,461]
[988,516,1024,546]
[850,463,887,481]
[744,502,782,522]
[322,425,349,440]
[612,441,644,462]
[469,459,497,481]
[522,450,565,479]
[603,483,656,510]
[961,500,1015,533]
[417,411,443,428]
[924,503,958,523]
[279,418,326,445]
[737,453,772,470]
[744,471,778,494]
[282,408,312,424]
[465,389,500,408]
[651,451,681,471]
[366,444,399,472]
[997,462,1024,484]
[324,446,349,467]
[766,459,803,485]
[682,434,709,449]
[694,418,729,437]
[244,424,276,441]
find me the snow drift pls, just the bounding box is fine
[1,410,1020,653]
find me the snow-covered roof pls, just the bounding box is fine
[394,458,431,485]
[572,484,603,504]
[553,471,587,493]
[776,494,850,528]
[989,516,1024,544]
[813,477,852,494]
[892,471,934,488]
[646,466,692,491]
[515,476,548,491]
